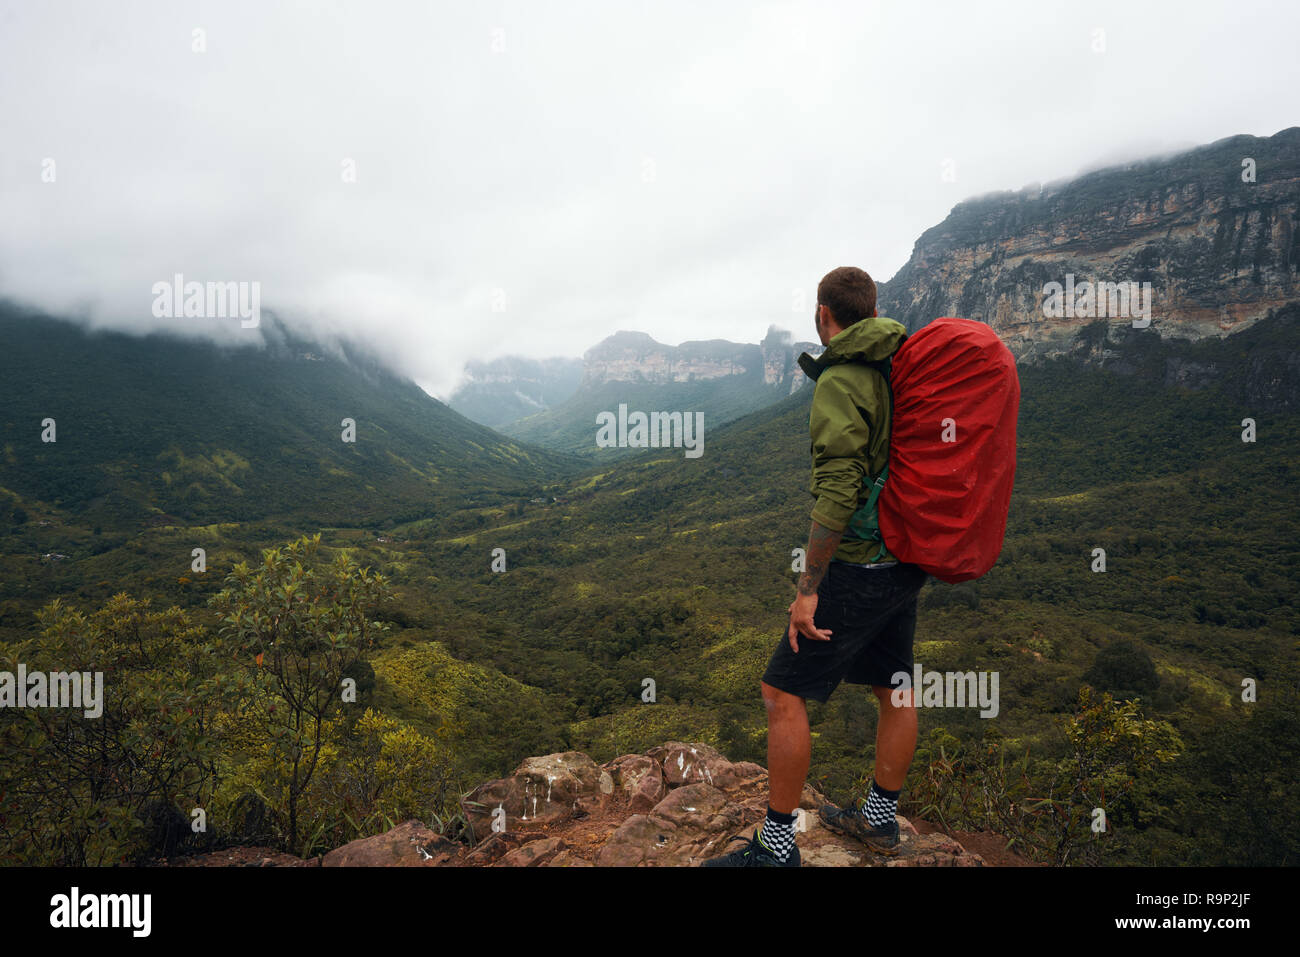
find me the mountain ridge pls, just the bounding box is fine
[0,302,579,533]
[878,126,1300,358]
[490,326,822,455]
[449,127,1300,449]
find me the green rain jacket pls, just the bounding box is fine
[796,316,909,565]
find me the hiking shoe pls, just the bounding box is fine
[818,803,901,856]
[700,831,800,867]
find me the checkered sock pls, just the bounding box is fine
[860,779,900,828]
[758,806,797,862]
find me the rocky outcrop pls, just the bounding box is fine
[461,131,1300,435]
[578,330,819,394]
[455,329,822,444]
[463,751,616,832]
[761,326,822,394]
[321,820,458,867]
[604,753,668,812]
[220,742,990,868]
[878,127,1300,360]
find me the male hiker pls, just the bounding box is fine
[704,266,927,867]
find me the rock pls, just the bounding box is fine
[798,782,829,810]
[321,820,455,867]
[545,849,594,867]
[218,742,1005,869]
[801,842,866,867]
[598,782,750,866]
[885,832,986,867]
[496,837,566,867]
[465,751,615,838]
[646,741,762,789]
[463,832,522,866]
[603,753,667,812]
[883,129,1300,368]
[595,815,662,867]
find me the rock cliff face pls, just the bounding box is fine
[578,328,818,395]
[453,130,1300,438]
[449,329,820,434]
[494,327,823,454]
[879,127,1300,361]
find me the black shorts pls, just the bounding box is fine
[762,560,928,703]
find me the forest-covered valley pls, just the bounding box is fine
[2,304,1297,866]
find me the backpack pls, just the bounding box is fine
[847,317,1020,584]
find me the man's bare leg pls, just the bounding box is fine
[871,684,917,790]
[811,683,916,853]
[700,680,809,864]
[762,680,810,814]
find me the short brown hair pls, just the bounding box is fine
[817,266,877,329]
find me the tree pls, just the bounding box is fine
[306,709,460,851]
[1179,692,1300,865]
[907,689,1181,865]
[0,595,227,865]
[211,534,391,854]
[1047,687,1183,864]
[1082,638,1159,701]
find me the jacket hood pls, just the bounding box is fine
[797,315,908,381]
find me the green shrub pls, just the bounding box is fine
[0,595,229,865]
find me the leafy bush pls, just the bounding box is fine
[1082,638,1159,700]
[0,595,229,865]
[303,709,462,853]
[211,534,392,855]
[909,688,1182,865]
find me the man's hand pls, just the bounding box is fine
[787,518,844,652]
[787,591,832,653]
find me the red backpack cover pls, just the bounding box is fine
[878,317,1020,583]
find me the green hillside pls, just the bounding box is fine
[2,304,1297,865]
[502,368,792,457]
[0,304,578,532]
[363,309,1300,864]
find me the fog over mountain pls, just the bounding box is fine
[3,0,1298,399]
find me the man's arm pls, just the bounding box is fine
[798,519,843,596]
[787,368,875,652]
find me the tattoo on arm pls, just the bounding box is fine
[798,520,843,596]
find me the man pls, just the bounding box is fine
[704,266,928,867]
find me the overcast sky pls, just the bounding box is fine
[2,0,1297,399]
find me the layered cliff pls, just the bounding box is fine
[879,127,1300,360]
[448,327,820,441]
[580,327,817,395]
[452,128,1300,445]
[494,327,821,454]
